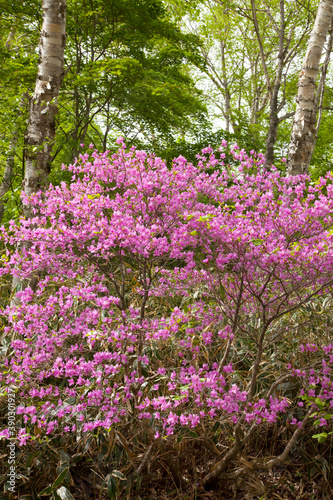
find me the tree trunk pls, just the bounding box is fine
[0,141,15,224]
[5,25,16,50]
[314,22,333,140]
[220,38,232,133]
[287,0,333,175]
[265,0,285,168]
[11,0,67,301]
[23,0,67,206]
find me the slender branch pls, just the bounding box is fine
[135,443,153,475]
[250,0,272,100]
[266,405,313,467]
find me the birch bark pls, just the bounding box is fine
[287,0,333,175]
[23,0,67,205]
[11,0,67,300]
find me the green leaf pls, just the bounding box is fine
[198,214,215,222]
[53,468,69,489]
[39,485,54,496]
[177,433,184,443]
[82,436,93,454]
[58,451,71,464]
[70,453,83,465]
[106,474,117,499]
[112,470,126,480]
[219,284,226,300]
[315,397,326,410]
[190,230,197,236]
[212,421,220,432]
[313,432,328,443]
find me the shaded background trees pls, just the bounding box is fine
[0,0,207,223]
[165,0,333,172]
[0,0,333,222]
[1,2,333,498]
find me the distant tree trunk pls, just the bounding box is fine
[314,22,333,144]
[0,141,15,224]
[287,0,333,175]
[250,0,285,168]
[265,0,285,168]
[220,38,232,134]
[0,24,24,224]
[23,0,67,208]
[0,95,29,224]
[5,25,16,50]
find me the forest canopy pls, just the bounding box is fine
[1,1,333,499]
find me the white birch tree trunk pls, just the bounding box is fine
[287,0,333,175]
[11,0,67,301]
[23,0,67,205]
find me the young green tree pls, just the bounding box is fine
[0,0,207,223]
[50,0,206,169]
[167,0,322,166]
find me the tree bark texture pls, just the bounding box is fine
[11,0,66,301]
[23,0,67,202]
[287,0,333,175]
[315,21,333,135]
[265,0,285,168]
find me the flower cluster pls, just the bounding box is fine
[1,140,333,445]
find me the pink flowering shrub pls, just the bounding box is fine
[1,140,333,484]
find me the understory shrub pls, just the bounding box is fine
[1,140,333,496]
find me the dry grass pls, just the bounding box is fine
[1,415,333,499]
